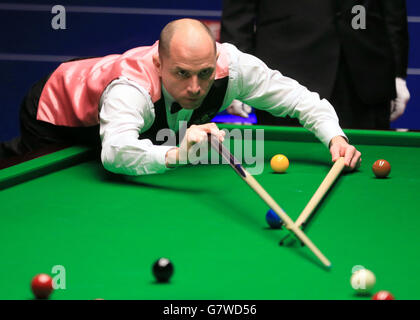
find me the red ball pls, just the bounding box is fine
[31,274,53,299]
[372,291,395,300]
[372,159,391,178]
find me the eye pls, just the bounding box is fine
[199,69,213,79]
[177,70,189,78]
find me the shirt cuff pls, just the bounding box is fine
[314,122,348,148]
[149,145,178,173]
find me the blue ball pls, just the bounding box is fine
[266,209,283,229]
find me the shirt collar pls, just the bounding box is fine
[161,84,194,131]
[162,84,175,109]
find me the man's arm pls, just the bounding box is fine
[225,43,345,147]
[99,80,174,176]
[100,80,226,175]
[224,43,361,169]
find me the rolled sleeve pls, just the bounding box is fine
[313,121,348,148]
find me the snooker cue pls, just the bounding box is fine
[208,134,331,268]
[280,157,346,245]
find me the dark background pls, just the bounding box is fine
[0,0,419,142]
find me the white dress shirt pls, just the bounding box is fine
[99,43,346,176]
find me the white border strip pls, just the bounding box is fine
[408,68,420,75]
[0,53,75,62]
[408,16,420,23]
[0,4,416,21]
[2,54,420,76]
[0,3,222,17]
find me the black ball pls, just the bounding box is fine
[153,258,174,283]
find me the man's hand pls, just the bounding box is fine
[226,100,252,118]
[165,123,225,168]
[329,136,361,171]
[390,77,410,122]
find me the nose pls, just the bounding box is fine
[187,76,201,96]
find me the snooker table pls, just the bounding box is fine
[1,124,420,300]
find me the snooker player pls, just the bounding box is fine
[0,19,361,175]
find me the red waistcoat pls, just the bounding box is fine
[36,41,230,127]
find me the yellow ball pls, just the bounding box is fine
[350,269,376,294]
[270,154,289,173]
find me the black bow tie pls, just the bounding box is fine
[170,102,183,114]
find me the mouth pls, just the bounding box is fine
[181,98,202,110]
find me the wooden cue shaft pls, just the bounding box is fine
[295,157,346,227]
[243,171,331,267]
[208,134,331,267]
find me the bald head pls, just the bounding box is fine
[158,19,216,60]
[154,19,218,111]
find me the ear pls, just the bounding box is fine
[153,54,162,76]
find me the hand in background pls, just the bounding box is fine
[390,77,410,122]
[226,100,252,118]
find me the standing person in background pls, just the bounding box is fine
[221,0,410,129]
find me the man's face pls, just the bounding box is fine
[155,43,217,110]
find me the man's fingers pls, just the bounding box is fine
[184,123,226,154]
[238,111,248,118]
[330,144,341,163]
[218,130,226,142]
[200,123,219,136]
[329,136,362,172]
[348,151,361,170]
[243,104,252,113]
[344,145,356,167]
[198,123,225,141]
[354,155,362,170]
[188,132,200,144]
[227,100,252,118]
[189,130,206,144]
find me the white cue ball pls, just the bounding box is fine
[350,269,376,294]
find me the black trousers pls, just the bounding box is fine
[255,54,391,130]
[0,74,100,163]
